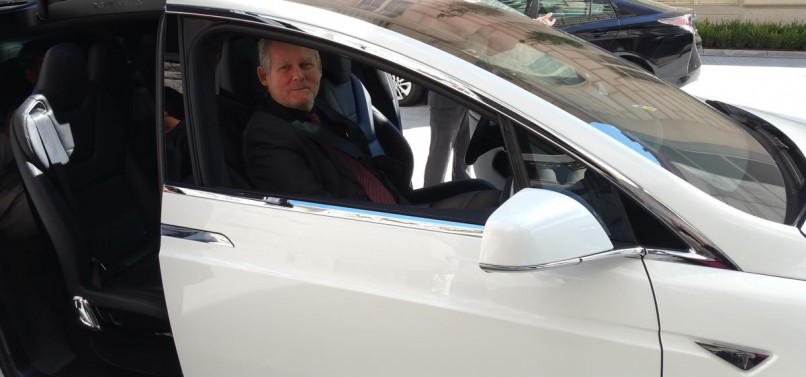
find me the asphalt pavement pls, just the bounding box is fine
[400,54,806,188]
[683,55,806,122]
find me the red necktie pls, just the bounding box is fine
[326,146,397,205]
[309,112,321,125]
[309,111,396,204]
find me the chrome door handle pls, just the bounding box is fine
[161,224,234,248]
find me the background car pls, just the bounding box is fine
[391,73,427,106]
[394,0,702,106]
[534,0,702,86]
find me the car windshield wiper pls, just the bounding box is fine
[707,100,806,224]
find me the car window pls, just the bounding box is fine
[179,27,503,224]
[510,123,633,244]
[616,0,674,16]
[177,19,696,249]
[540,0,617,26]
[162,14,195,185]
[305,0,794,224]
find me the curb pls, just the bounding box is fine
[703,49,806,58]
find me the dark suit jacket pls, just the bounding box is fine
[243,96,404,202]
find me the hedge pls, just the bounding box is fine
[697,19,806,51]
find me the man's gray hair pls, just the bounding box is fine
[257,39,320,71]
[257,38,273,71]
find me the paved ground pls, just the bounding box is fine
[400,54,806,188]
[682,55,806,122]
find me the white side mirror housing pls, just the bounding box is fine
[480,188,615,272]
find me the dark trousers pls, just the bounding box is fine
[424,92,471,186]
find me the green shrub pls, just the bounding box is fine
[697,19,806,51]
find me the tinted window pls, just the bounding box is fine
[498,0,529,14]
[613,0,669,17]
[540,0,616,26]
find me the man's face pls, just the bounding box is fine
[257,42,322,112]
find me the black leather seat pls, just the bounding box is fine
[215,36,264,189]
[9,42,167,326]
[318,53,500,209]
[320,53,388,159]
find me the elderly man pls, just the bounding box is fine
[243,40,406,203]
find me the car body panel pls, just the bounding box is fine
[159,3,806,376]
[160,189,661,377]
[2,0,805,376]
[169,0,806,287]
[739,105,806,157]
[645,260,806,376]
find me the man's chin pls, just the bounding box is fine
[287,98,315,111]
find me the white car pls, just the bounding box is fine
[1,0,805,376]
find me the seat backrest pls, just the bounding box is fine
[319,53,387,158]
[215,36,263,188]
[319,53,414,184]
[10,42,159,297]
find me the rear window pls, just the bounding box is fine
[615,0,675,17]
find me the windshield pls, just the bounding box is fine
[297,0,788,223]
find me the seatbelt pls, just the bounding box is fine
[290,120,408,204]
[291,120,365,160]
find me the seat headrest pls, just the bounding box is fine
[321,52,351,85]
[35,43,88,113]
[89,39,129,93]
[216,36,263,105]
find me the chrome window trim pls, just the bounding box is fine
[481,247,646,273]
[161,223,235,248]
[163,4,731,267]
[165,185,484,237]
[644,247,725,266]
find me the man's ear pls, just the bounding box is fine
[257,65,269,87]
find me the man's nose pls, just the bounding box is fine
[290,65,305,80]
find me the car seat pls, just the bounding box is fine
[318,53,500,208]
[215,36,264,189]
[9,42,167,329]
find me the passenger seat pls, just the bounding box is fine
[317,53,500,209]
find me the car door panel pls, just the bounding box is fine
[160,188,661,377]
[645,260,806,376]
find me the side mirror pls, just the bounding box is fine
[480,188,640,272]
